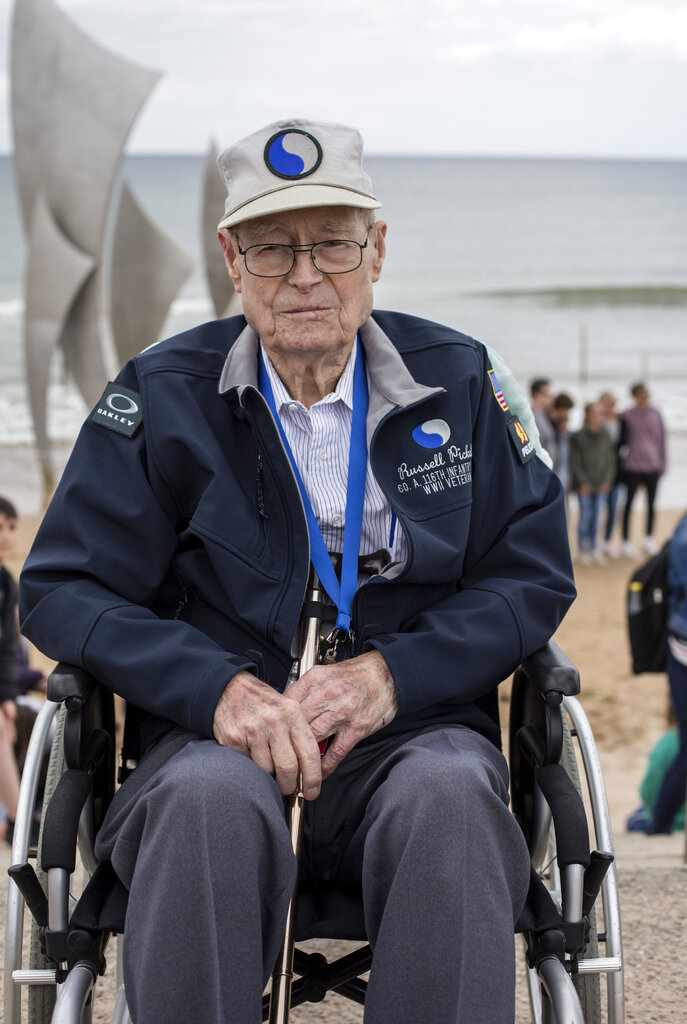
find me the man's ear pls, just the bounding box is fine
[218,229,243,293]
[370,221,387,283]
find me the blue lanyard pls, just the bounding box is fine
[258,342,369,633]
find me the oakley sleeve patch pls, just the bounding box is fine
[92,382,143,438]
[507,415,536,464]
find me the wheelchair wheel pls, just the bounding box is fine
[27,705,66,1024]
[522,707,604,1024]
[558,707,602,1024]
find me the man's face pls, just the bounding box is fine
[0,514,17,562]
[586,404,603,430]
[537,384,553,409]
[218,207,386,364]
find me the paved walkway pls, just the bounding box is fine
[2,832,686,1022]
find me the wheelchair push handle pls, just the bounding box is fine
[521,640,581,704]
[269,567,326,1024]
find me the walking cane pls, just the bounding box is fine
[268,567,325,1024]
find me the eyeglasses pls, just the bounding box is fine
[237,226,373,278]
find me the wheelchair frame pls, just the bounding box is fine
[5,644,625,1024]
[521,696,624,1024]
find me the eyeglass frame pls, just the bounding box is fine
[236,224,375,278]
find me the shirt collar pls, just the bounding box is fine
[260,337,358,413]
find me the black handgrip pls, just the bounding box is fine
[40,769,92,872]
[521,641,581,700]
[8,862,49,928]
[536,763,591,869]
[582,850,614,916]
[47,663,99,709]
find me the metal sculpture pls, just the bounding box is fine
[202,142,240,318]
[110,183,195,365]
[9,0,197,492]
[11,0,161,399]
[23,192,95,492]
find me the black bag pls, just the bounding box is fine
[627,541,670,674]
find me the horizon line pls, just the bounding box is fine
[0,150,686,163]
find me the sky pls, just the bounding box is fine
[1,0,686,157]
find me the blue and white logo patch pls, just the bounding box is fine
[264,129,323,180]
[412,419,451,449]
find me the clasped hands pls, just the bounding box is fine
[212,650,398,800]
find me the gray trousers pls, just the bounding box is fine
[95,726,530,1024]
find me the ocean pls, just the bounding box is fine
[1,153,686,509]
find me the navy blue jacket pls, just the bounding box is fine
[668,513,687,642]
[20,311,575,750]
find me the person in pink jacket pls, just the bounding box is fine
[619,383,667,557]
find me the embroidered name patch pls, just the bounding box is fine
[507,415,535,464]
[396,444,472,497]
[92,382,143,438]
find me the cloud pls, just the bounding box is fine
[439,4,687,63]
[2,0,686,156]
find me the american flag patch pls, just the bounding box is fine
[488,369,509,411]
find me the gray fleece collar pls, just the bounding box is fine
[218,316,443,425]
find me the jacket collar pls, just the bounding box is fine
[218,315,443,444]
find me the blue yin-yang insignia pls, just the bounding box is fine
[412,419,451,449]
[265,130,322,179]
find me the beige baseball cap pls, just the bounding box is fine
[217,118,381,230]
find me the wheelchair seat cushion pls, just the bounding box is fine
[295,885,367,941]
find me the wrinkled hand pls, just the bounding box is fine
[213,672,322,799]
[287,650,398,778]
[1,700,17,747]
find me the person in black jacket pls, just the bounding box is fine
[0,497,21,843]
[20,120,576,1024]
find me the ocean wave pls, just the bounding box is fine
[170,296,215,316]
[0,296,212,322]
[0,383,87,445]
[0,298,24,319]
[476,286,687,306]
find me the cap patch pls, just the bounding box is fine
[507,415,535,464]
[92,382,143,438]
[264,129,323,180]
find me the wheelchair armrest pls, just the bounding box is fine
[47,663,116,804]
[520,641,580,703]
[47,662,100,710]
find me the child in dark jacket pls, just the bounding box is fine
[0,497,22,843]
[0,496,46,845]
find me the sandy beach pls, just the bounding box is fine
[2,504,686,1021]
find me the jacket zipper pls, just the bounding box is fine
[173,580,189,621]
[241,386,312,635]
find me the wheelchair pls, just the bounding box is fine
[4,642,625,1024]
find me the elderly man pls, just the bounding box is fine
[20,119,575,1023]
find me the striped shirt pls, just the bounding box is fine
[262,339,406,565]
